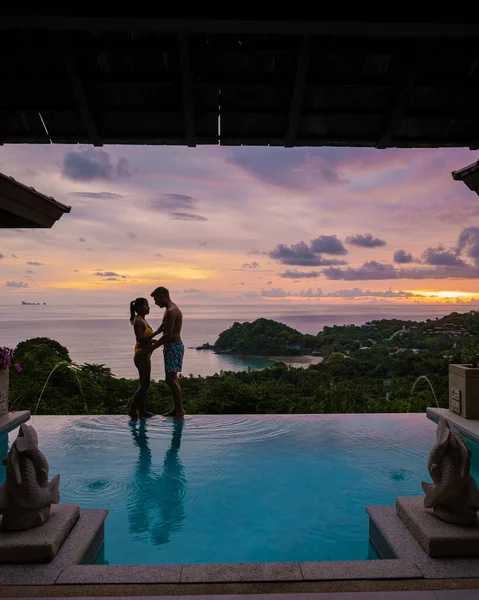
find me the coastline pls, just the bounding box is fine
[268,355,324,368]
[195,346,324,370]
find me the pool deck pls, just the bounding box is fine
[427,407,479,443]
[2,586,479,598]
[0,410,30,435]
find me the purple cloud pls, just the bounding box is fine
[93,271,128,278]
[63,150,132,181]
[269,241,347,267]
[171,212,208,222]
[325,287,417,298]
[310,235,348,255]
[323,260,479,280]
[346,233,386,248]
[242,262,260,269]
[394,249,413,263]
[261,288,292,297]
[26,261,45,266]
[227,147,348,190]
[6,281,28,288]
[280,269,321,279]
[457,227,479,264]
[151,193,199,212]
[422,246,464,266]
[70,192,123,199]
[324,261,397,280]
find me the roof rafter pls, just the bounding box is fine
[1,17,479,37]
[57,32,102,147]
[285,34,312,148]
[178,30,196,147]
[376,39,430,149]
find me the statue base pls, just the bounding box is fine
[1,505,51,531]
[0,503,79,563]
[396,496,479,558]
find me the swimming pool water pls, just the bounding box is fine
[2,414,477,565]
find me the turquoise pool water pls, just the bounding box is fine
[2,414,477,565]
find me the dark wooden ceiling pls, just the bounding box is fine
[2,16,479,148]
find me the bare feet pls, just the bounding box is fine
[163,408,185,419]
[139,410,155,419]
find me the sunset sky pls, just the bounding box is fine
[1,144,479,305]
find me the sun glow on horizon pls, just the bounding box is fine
[409,290,479,300]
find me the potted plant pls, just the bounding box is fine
[449,342,479,419]
[0,347,22,418]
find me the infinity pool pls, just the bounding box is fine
[2,414,476,565]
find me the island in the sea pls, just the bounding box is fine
[198,312,479,360]
[196,318,326,367]
[22,301,46,305]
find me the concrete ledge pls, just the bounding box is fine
[300,559,421,580]
[0,504,80,563]
[57,564,181,584]
[0,508,107,585]
[55,559,422,586]
[368,504,479,579]
[0,411,30,435]
[427,407,479,444]
[181,562,302,583]
[397,496,479,558]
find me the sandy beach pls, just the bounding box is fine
[268,355,324,368]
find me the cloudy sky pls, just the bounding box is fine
[1,144,479,305]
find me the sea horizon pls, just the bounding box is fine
[0,302,474,379]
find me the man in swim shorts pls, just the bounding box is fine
[150,286,185,420]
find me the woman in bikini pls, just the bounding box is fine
[129,297,162,420]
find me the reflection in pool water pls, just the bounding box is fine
[128,420,186,546]
[2,414,475,565]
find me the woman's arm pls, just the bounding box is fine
[134,319,159,344]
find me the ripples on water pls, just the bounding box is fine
[1,413,463,565]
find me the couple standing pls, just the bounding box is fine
[129,286,185,421]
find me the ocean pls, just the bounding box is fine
[0,302,469,379]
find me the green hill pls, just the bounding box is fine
[213,318,314,356]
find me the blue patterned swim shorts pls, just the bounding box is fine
[163,341,184,374]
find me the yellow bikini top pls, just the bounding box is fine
[134,316,153,353]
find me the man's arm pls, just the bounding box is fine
[151,310,175,349]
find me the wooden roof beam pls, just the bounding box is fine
[57,33,102,147]
[2,17,479,37]
[178,30,196,147]
[285,34,311,148]
[376,40,430,149]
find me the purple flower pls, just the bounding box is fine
[0,347,21,371]
[14,364,22,373]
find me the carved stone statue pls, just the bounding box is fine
[0,424,60,531]
[422,418,479,526]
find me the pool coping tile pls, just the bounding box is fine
[427,408,479,444]
[0,508,108,586]
[299,559,422,581]
[180,562,303,583]
[367,504,479,579]
[0,411,30,435]
[56,564,182,584]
